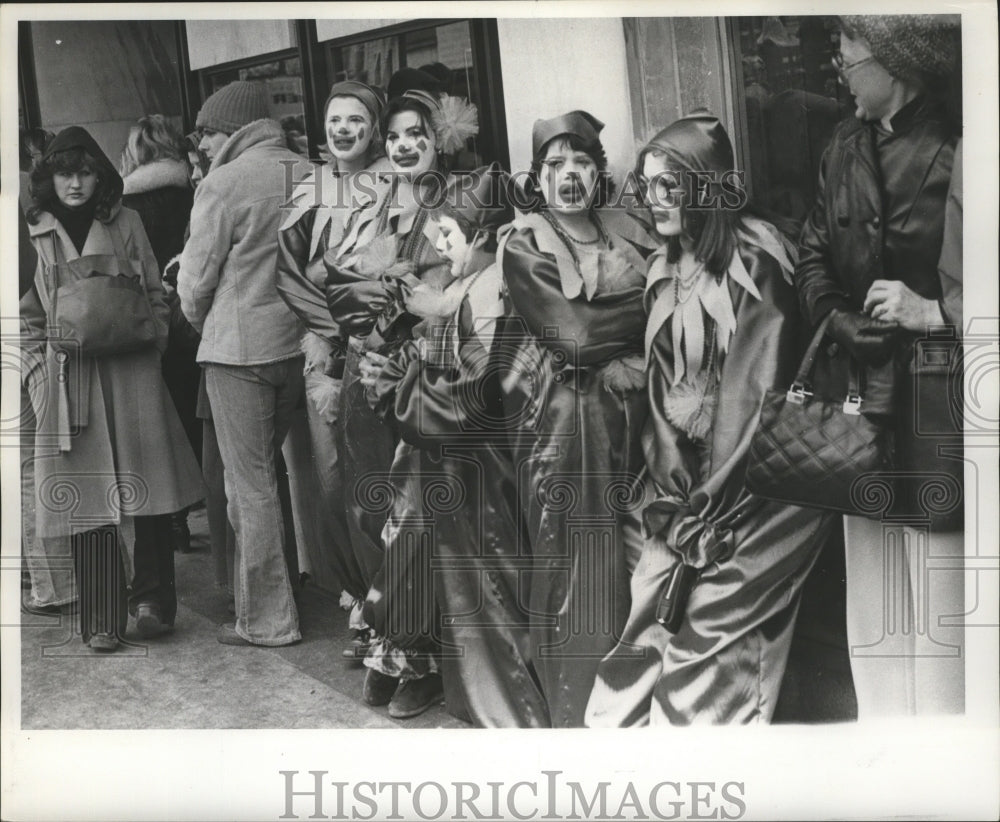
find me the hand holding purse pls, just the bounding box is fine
[745,313,895,516]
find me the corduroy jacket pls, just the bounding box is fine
[178,118,309,366]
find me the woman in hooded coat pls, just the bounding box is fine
[21,126,204,652]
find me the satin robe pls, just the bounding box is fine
[276,162,374,600]
[374,266,549,726]
[499,210,657,727]
[323,176,452,602]
[325,177,452,677]
[586,227,835,726]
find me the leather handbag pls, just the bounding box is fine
[745,313,894,516]
[46,221,157,358]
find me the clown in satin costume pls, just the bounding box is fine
[370,165,550,726]
[499,111,658,727]
[276,80,390,649]
[326,86,478,716]
[585,115,835,726]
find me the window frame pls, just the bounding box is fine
[185,18,509,169]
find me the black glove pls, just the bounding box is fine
[826,308,899,366]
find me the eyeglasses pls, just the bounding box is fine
[832,52,877,83]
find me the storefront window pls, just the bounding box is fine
[731,16,852,222]
[202,52,309,154]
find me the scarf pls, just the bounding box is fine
[48,199,97,255]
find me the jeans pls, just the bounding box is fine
[205,357,305,645]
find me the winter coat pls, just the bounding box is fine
[121,158,193,272]
[21,199,204,539]
[178,118,308,366]
[796,97,960,500]
[797,97,957,325]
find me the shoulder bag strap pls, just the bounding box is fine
[45,231,64,330]
[791,312,834,390]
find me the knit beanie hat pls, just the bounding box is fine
[841,15,960,79]
[196,81,270,134]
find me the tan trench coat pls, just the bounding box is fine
[21,204,204,540]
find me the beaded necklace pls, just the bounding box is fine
[542,209,608,267]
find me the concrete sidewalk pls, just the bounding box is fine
[19,510,855,728]
[19,508,465,730]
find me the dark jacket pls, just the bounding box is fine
[795,99,961,526]
[121,158,194,273]
[796,98,957,326]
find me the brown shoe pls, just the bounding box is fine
[388,674,444,719]
[362,668,399,707]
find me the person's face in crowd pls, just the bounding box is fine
[53,166,97,209]
[326,96,374,165]
[198,127,228,162]
[435,214,477,278]
[385,111,437,178]
[641,151,685,239]
[836,33,896,123]
[187,151,204,189]
[537,138,598,216]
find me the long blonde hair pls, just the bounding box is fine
[119,114,186,177]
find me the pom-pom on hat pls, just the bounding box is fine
[840,14,960,80]
[196,81,270,135]
[398,89,479,155]
[531,110,605,158]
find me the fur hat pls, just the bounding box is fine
[196,81,270,134]
[841,15,960,79]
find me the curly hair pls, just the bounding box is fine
[520,132,616,213]
[27,147,118,225]
[119,114,186,177]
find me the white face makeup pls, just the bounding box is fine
[642,151,686,239]
[537,137,599,215]
[385,110,437,177]
[198,128,228,162]
[53,167,98,208]
[838,33,895,123]
[434,214,473,278]
[326,96,374,165]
